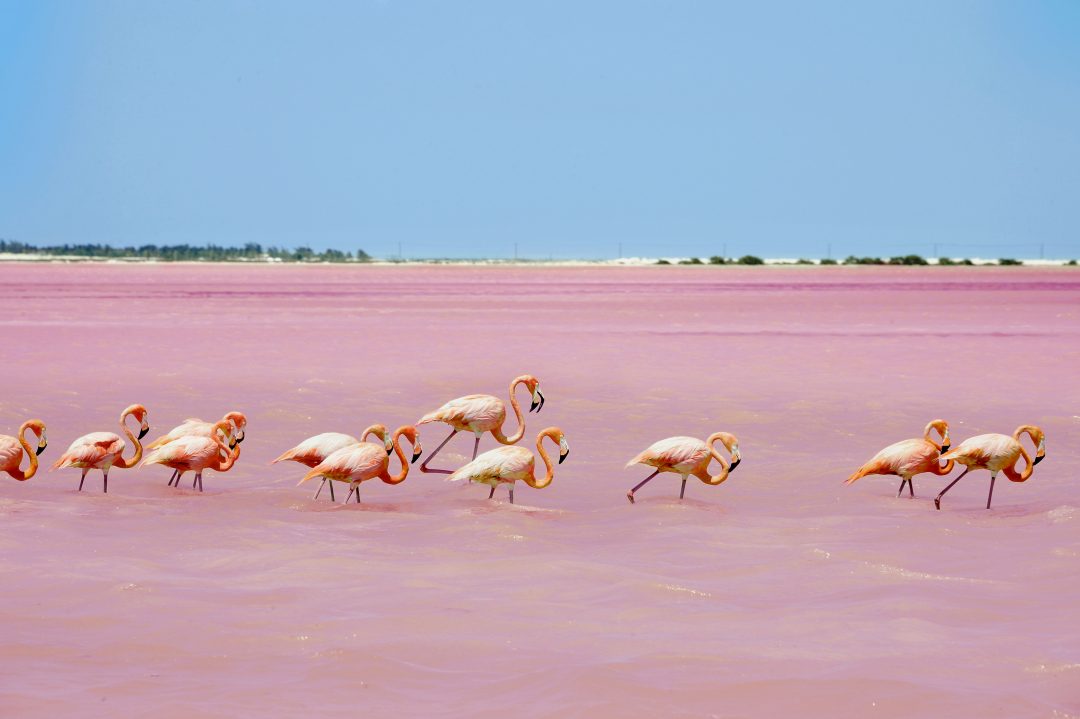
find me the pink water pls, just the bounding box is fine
[1,264,1078,717]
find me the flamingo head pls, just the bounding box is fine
[25,419,47,455]
[924,419,950,453]
[364,424,394,454]
[123,404,150,439]
[710,431,741,471]
[517,375,544,413]
[223,411,247,443]
[395,425,423,464]
[1025,426,1046,466]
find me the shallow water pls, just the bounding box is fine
[1,264,1078,717]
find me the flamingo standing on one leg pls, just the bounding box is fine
[447,427,568,504]
[417,375,544,475]
[845,419,953,498]
[299,425,422,504]
[148,411,247,486]
[0,420,48,482]
[625,432,741,504]
[272,424,394,501]
[142,420,237,492]
[934,425,1046,510]
[52,404,150,493]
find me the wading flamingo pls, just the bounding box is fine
[417,375,545,475]
[0,420,48,482]
[447,426,568,504]
[144,420,237,492]
[299,425,422,504]
[52,404,150,493]
[934,425,1046,510]
[625,432,741,504]
[273,424,394,501]
[845,419,952,497]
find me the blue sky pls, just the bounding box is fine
[1,1,1078,259]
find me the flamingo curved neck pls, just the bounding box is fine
[383,428,413,484]
[12,422,39,481]
[700,435,732,485]
[523,433,556,489]
[113,412,144,469]
[1004,443,1034,482]
[492,378,527,445]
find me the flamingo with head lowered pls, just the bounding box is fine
[417,374,545,474]
[845,419,952,498]
[625,432,741,504]
[142,419,238,492]
[0,419,48,482]
[273,424,394,501]
[447,426,568,504]
[52,404,150,493]
[934,425,1046,510]
[299,425,422,504]
[148,411,247,487]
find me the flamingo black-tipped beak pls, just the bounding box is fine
[237,432,246,444]
[138,427,149,439]
[229,438,238,450]
[36,444,47,456]
[529,400,539,413]
[729,458,741,471]
[1034,454,1045,465]
[559,450,569,464]
[538,392,545,412]
[940,444,950,453]
[412,450,423,464]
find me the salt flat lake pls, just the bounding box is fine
[0,263,1078,718]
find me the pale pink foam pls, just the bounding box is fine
[0,263,1077,717]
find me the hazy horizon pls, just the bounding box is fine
[2,1,1079,260]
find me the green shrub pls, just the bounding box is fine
[795,258,814,265]
[737,255,765,265]
[888,254,929,266]
[937,257,956,266]
[843,255,885,265]
[819,258,838,265]
[679,257,704,265]
[998,258,1023,266]
[656,259,671,265]
[1067,259,1078,266]
[959,259,974,265]
[708,255,727,265]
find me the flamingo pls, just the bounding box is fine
[299,425,422,504]
[934,425,1046,510]
[148,411,247,487]
[52,404,150,493]
[845,419,952,497]
[0,419,48,482]
[625,432,741,504]
[447,426,568,504]
[417,374,544,475]
[142,420,237,492]
[273,424,394,501]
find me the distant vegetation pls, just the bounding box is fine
[998,258,1023,266]
[0,239,370,263]
[737,255,765,265]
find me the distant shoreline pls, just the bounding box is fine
[0,254,1075,267]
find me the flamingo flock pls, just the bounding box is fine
[0,376,1051,511]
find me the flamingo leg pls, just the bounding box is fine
[168,469,178,486]
[313,478,325,500]
[472,436,480,461]
[986,472,997,509]
[197,473,204,492]
[192,475,198,489]
[908,479,915,497]
[78,469,87,492]
[419,429,459,474]
[488,485,495,499]
[896,478,906,497]
[934,468,969,510]
[102,470,108,494]
[355,484,361,503]
[329,480,335,502]
[627,470,661,504]
[509,486,514,504]
[679,478,687,500]
[344,486,355,504]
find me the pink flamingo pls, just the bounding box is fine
[148,411,247,487]
[625,432,741,504]
[299,425,422,504]
[934,425,1046,510]
[273,424,394,501]
[0,419,48,482]
[52,404,150,493]
[417,374,544,474]
[845,419,952,497]
[142,420,238,492]
[447,427,568,504]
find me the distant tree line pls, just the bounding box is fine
[0,239,371,263]
[655,253,1060,267]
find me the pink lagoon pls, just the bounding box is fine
[1,263,1078,718]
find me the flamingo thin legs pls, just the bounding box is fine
[934,468,970,510]
[78,469,88,491]
[897,478,914,498]
[419,429,459,475]
[314,478,336,502]
[986,472,997,509]
[627,470,660,504]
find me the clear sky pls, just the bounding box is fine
[2,1,1078,259]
